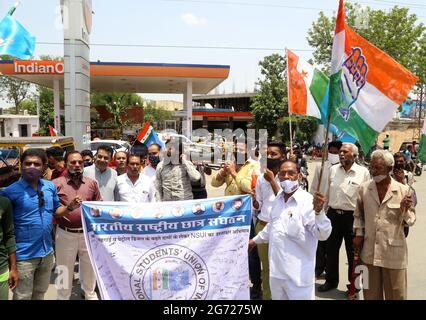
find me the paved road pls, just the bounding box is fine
[17,161,426,300]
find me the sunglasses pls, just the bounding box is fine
[37,190,45,208]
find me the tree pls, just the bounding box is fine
[0,54,33,114]
[307,4,425,73]
[279,116,318,145]
[91,92,143,134]
[250,54,288,137]
[37,86,64,136]
[142,100,174,126]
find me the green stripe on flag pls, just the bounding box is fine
[310,69,329,108]
[328,71,378,153]
[141,130,153,145]
[419,134,426,163]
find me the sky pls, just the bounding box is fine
[1,0,426,106]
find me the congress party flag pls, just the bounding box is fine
[287,49,356,143]
[81,195,252,300]
[0,6,35,60]
[328,0,418,153]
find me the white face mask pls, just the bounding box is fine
[280,179,299,194]
[328,153,340,165]
[372,175,388,183]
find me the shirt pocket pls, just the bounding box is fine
[386,202,401,224]
[43,191,54,212]
[387,238,405,258]
[343,181,359,198]
[284,213,305,240]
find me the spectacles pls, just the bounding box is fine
[37,190,45,208]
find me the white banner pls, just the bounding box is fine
[81,195,252,300]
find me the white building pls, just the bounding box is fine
[0,113,40,138]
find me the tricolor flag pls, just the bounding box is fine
[328,0,418,153]
[48,125,59,137]
[136,122,165,148]
[418,119,426,163]
[0,3,36,60]
[287,49,356,143]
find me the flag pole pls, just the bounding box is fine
[289,113,293,154]
[316,112,331,192]
[285,48,294,155]
[8,1,21,16]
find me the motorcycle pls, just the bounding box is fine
[414,160,423,176]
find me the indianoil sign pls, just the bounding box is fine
[14,60,64,75]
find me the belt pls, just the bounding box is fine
[329,207,354,215]
[58,225,84,233]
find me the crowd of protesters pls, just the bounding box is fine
[0,135,417,301]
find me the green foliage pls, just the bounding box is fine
[37,86,64,136]
[0,54,33,114]
[307,3,425,76]
[250,54,288,137]
[142,101,174,125]
[91,92,143,132]
[279,115,318,145]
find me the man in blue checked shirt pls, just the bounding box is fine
[1,149,81,300]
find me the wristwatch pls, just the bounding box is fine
[66,204,73,211]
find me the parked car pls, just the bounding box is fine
[158,132,223,162]
[89,140,131,156]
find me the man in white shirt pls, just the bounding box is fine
[117,154,156,203]
[318,143,370,292]
[142,143,162,183]
[84,145,118,201]
[249,161,332,300]
[309,140,342,278]
[252,141,286,300]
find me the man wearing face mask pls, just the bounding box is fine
[81,150,94,168]
[211,140,260,197]
[156,138,201,201]
[84,145,119,201]
[318,143,370,293]
[0,149,81,300]
[310,140,342,279]
[142,143,162,183]
[249,161,332,300]
[53,151,102,300]
[353,150,415,300]
[392,152,414,187]
[252,141,286,300]
[212,139,262,299]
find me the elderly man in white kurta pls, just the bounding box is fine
[249,161,332,300]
